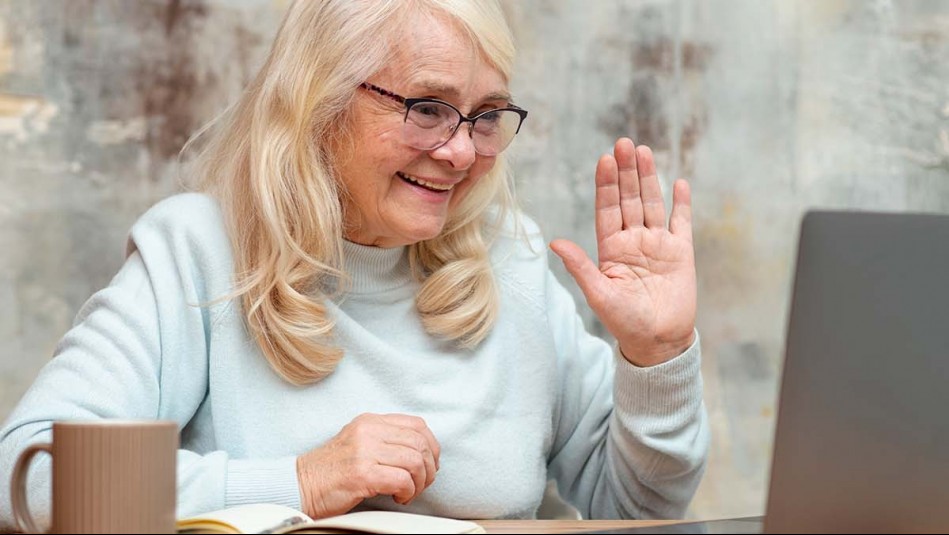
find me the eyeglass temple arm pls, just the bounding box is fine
[359,82,405,104]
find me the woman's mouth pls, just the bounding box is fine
[397,172,455,193]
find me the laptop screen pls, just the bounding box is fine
[764,211,949,533]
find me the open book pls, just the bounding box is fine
[177,503,486,534]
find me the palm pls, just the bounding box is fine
[551,139,696,366]
[596,225,696,352]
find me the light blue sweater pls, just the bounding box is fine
[0,193,708,528]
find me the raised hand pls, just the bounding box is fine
[296,413,441,518]
[550,138,696,367]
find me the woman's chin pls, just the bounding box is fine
[402,224,447,245]
[356,220,447,248]
[394,212,451,244]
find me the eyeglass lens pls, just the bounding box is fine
[403,101,523,156]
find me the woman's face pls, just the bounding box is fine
[334,13,510,248]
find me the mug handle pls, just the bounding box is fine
[11,443,52,534]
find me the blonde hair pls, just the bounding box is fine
[192,0,517,384]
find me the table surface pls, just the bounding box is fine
[478,519,682,533]
[0,518,685,534]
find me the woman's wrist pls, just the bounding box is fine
[619,331,696,367]
[296,456,317,518]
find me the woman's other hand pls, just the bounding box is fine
[296,413,441,518]
[551,138,696,367]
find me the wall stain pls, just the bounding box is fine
[633,38,713,72]
[164,0,208,36]
[598,31,713,175]
[599,76,669,151]
[140,0,210,168]
[56,0,219,177]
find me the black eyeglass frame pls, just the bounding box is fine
[359,82,528,155]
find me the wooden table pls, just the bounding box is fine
[0,519,684,534]
[0,518,684,534]
[479,519,681,533]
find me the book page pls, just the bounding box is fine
[179,505,485,534]
[178,503,312,534]
[295,511,485,535]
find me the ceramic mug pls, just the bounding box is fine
[10,420,177,534]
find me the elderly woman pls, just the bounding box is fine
[0,0,707,525]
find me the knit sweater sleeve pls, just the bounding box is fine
[544,264,709,520]
[0,194,300,531]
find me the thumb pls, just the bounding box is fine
[550,239,605,305]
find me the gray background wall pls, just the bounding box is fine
[1,0,947,520]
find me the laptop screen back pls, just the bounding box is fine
[764,211,949,533]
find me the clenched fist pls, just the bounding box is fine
[296,413,441,518]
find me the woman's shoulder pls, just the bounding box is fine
[133,192,222,230]
[486,206,547,258]
[130,192,226,242]
[485,207,551,298]
[126,192,234,276]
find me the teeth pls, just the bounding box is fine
[399,172,454,191]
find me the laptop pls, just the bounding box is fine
[592,210,949,534]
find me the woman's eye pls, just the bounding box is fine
[416,104,442,116]
[479,110,502,124]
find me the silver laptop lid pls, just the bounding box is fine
[764,211,949,534]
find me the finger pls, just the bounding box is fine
[636,145,666,229]
[416,425,440,471]
[615,138,644,229]
[669,179,693,242]
[382,428,437,489]
[365,464,417,505]
[550,239,607,309]
[375,444,431,502]
[380,414,441,470]
[594,153,622,245]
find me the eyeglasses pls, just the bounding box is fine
[359,82,528,157]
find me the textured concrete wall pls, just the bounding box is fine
[1,0,947,520]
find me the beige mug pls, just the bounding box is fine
[10,420,178,534]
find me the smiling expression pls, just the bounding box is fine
[332,11,510,248]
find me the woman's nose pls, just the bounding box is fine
[429,123,477,170]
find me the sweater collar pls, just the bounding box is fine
[342,239,412,294]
